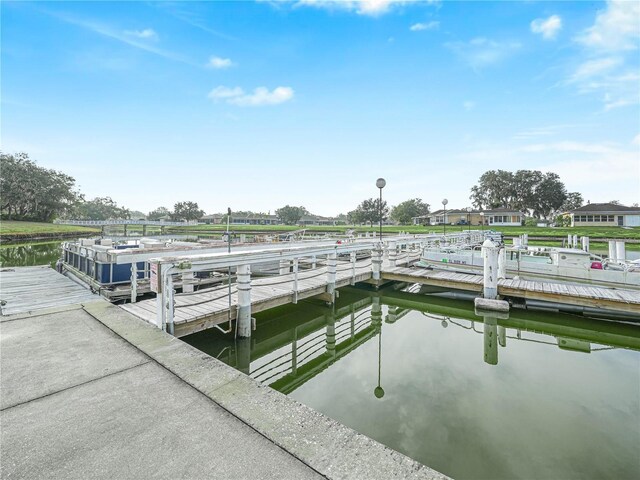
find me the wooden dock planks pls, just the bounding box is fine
[0,266,99,316]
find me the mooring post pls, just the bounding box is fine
[567,234,572,248]
[497,247,507,280]
[130,263,138,303]
[236,264,252,338]
[165,274,175,335]
[236,338,251,375]
[609,240,617,261]
[279,259,290,275]
[372,247,383,280]
[292,258,299,304]
[350,251,357,285]
[522,233,528,247]
[483,315,498,366]
[326,252,337,302]
[581,236,590,252]
[388,241,397,267]
[182,271,194,293]
[616,241,626,262]
[573,235,578,248]
[482,239,499,299]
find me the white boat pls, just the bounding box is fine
[417,244,640,291]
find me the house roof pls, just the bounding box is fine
[483,208,522,214]
[571,203,640,214]
[429,209,474,216]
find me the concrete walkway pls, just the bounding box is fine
[0,268,448,479]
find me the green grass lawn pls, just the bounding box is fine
[0,221,100,238]
[170,223,640,240]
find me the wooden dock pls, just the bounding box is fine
[0,266,98,316]
[382,266,640,315]
[122,259,376,337]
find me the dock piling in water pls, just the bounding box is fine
[237,264,252,338]
[482,239,499,299]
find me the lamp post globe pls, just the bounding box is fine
[376,178,386,241]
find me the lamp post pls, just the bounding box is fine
[376,178,386,241]
[442,198,448,237]
[374,323,384,399]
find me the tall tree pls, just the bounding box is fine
[275,205,308,225]
[148,206,171,220]
[74,197,130,220]
[470,170,516,209]
[172,201,204,221]
[390,198,430,224]
[559,192,584,212]
[352,198,388,227]
[1,152,79,221]
[532,172,567,219]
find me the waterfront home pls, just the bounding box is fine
[416,208,523,226]
[568,203,640,227]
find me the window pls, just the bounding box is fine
[587,215,593,221]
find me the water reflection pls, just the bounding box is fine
[185,286,640,479]
[0,241,63,268]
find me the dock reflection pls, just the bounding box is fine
[185,285,640,396]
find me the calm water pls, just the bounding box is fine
[186,288,640,480]
[0,241,63,268]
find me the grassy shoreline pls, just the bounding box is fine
[0,221,100,242]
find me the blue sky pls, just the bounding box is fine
[2,0,639,215]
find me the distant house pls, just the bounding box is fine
[199,214,224,225]
[299,215,341,226]
[416,208,522,226]
[568,203,640,227]
[230,214,280,225]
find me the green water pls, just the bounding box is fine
[0,241,63,268]
[185,288,640,480]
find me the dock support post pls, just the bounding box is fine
[483,316,498,366]
[237,264,252,338]
[279,260,290,275]
[326,252,337,303]
[608,240,617,261]
[573,235,578,248]
[350,251,357,285]
[581,236,590,252]
[236,338,251,375]
[165,274,175,335]
[292,258,299,304]
[522,234,528,247]
[616,241,626,262]
[388,241,397,267]
[183,271,194,293]
[498,325,506,347]
[497,247,506,280]
[326,314,336,357]
[130,263,138,303]
[156,295,163,329]
[371,297,382,330]
[567,234,572,248]
[482,239,499,299]
[372,247,382,281]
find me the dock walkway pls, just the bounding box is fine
[0,267,447,480]
[382,266,640,315]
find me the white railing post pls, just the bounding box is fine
[497,247,507,280]
[292,258,299,304]
[388,241,397,267]
[183,271,194,293]
[237,264,252,338]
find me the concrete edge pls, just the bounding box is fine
[83,301,450,480]
[0,301,101,322]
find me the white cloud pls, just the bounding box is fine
[410,21,439,31]
[576,0,640,51]
[294,0,438,17]
[208,86,294,106]
[570,57,622,81]
[125,28,158,40]
[530,15,562,40]
[207,56,234,69]
[445,37,521,69]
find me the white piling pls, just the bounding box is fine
[236,264,252,338]
[573,235,578,248]
[522,234,528,247]
[581,236,590,252]
[513,237,521,248]
[567,234,572,247]
[182,271,194,293]
[388,241,397,267]
[608,240,617,261]
[497,247,507,280]
[326,252,337,301]
[482,239,499,299]
[279,259,290,275]
[483,316,498,366]
[616,241,626,262]
[372,247,383,281]
[130,263,138,303]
